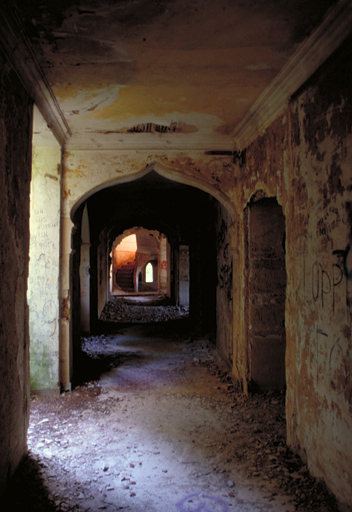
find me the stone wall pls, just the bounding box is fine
[286,41,352,508]
[0,51,33,494]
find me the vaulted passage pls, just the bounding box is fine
[71,171,220,386]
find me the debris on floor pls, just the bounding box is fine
[1,299,340,512]
[99,294,189,324]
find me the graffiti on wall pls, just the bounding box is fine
[218,242,232,301]
[302,243,352,403]
[333,243,352,281]
[309,259,345,312]
[303,249,350,317]
[315,326,352,404]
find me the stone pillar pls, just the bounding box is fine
[159,235,168,295]
[28,113,61,394]
[80,205,90,333]
[179,245,190,307]
[59,160,73,392]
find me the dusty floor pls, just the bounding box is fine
[2,297,340,512]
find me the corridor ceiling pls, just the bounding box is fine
[14,0,338,150]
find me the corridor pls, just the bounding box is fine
[1,1,352,507]
[2,302,338,512]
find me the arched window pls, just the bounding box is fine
[145,262,153,283]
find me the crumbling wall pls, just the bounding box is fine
[0,51,32,494]
[285,43,352,508]
[232,38,352,508]
[28,121,61,393]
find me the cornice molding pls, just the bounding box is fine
[232,0,352,151]
[0,3,71,147]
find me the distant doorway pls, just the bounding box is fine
[111,228,169,296]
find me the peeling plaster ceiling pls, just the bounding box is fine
[18,0,338,150]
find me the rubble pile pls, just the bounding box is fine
[99,295,189,323]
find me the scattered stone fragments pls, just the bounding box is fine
[99,294,189,324]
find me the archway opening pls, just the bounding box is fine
[112,233,137,294]
[110,227,172,297]
[71,169,223,379]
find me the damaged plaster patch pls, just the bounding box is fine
[120,121,198,134]
[53,84,124,110]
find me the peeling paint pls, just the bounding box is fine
[23,0,335,145]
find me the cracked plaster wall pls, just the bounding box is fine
[230,38,352,508]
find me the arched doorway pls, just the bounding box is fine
[110,227,170,297]
[70,169,231,385]
[246,196,287,391]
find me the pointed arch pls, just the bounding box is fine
[145,262,154,283]
[70,161,235,220]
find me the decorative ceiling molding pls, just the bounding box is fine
[232,0,352,151]
[0,4,71,147]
